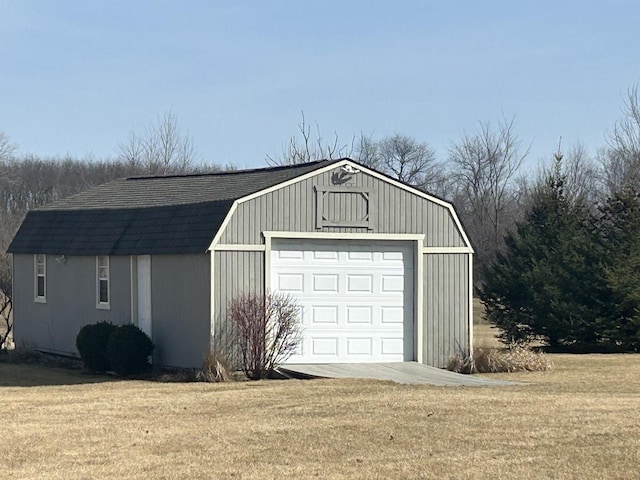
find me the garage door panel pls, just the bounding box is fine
[346,338,373,356]
[346,274,373,293]
[312,273,339,293]
[312,250,339,261]
[381,274,404,292]
[277,249,304,260]
[346,306,373,324]
[276,273,304,292]
[381,338,404,355]
[380,306,403,324]
[347,250,374,261]
[310,305,338,324]
[273,239,414,364]
[311,337,339,356]
[303,302,401,327]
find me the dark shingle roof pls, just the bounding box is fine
[8,159,342,255]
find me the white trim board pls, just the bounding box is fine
[422,247,473,254]
[213,244,266,251]
[263,231,425,241]
[210,249,216,342]
[468,253,474,359]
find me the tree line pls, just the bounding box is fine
[2,88,640,350]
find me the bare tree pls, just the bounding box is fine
[0,131,17,161]
[354,133,445,192]
[0,132,17,348]
[118,111,199,175]
[266,112,352,165]
[448,116,529,282]
[353,133,379,168]
[599,85,640,195]
[0,218,14,349]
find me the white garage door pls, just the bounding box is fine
[271,239,414,363]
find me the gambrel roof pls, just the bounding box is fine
[8,159,343,255]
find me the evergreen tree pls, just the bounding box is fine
[480,153,608,348]
[595,188,640,349]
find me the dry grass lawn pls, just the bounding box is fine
[1,351,639,480]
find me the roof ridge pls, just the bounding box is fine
[126,158,347,181]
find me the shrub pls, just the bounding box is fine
[106,324,154,376]
[76,321,117,372]
[447,345,551,374]
[230,291,301,380]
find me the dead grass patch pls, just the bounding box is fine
[449,344,552,373]
[1,355,639,479]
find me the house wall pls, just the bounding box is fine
[150,254,211,368]
[212,165,472,367]
[12,254,131,356]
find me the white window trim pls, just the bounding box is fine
[96,256,111,310]
[34,254,46,303]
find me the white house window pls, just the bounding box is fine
[97,256,110,309]
[34,254,46,302]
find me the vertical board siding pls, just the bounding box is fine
[219,169,466,248]
[151,254,210,368]
[213,250,264,341]
[423,253,470,367]
[12,254,131,356]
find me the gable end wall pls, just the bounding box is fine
[219,169,467,247]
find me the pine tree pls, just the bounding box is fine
[596,188,640,349]
[479,153,608,348]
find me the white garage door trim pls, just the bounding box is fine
[268,236,419,364]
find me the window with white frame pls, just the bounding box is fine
[34,254,46,302]
[97,256,110,308]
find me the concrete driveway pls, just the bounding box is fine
[278,362,519,386]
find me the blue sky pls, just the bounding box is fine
[1,1,638,170]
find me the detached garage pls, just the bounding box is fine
[8,158,473,369]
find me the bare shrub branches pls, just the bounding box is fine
[229,292,302,380]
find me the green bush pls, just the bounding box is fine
[106,324,154,376]
[76,321,117,372]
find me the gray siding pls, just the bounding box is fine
[219,169,466,248]
[423,253,470,367]
[150,254,210,368]
[12,253,131,356]
[212,250,264,335]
